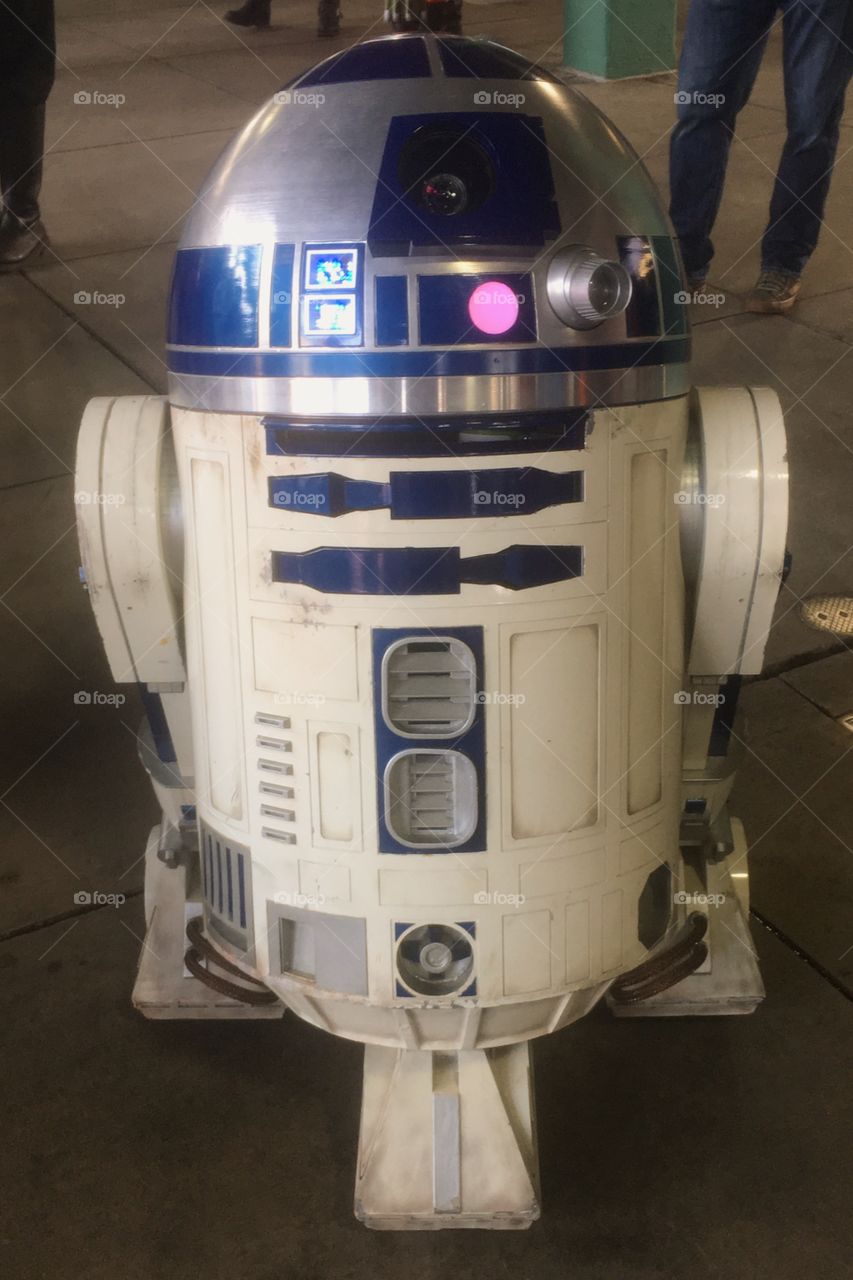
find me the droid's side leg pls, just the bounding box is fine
[611,386,788,1018]
[355,1044,539,1230]
[75,396,282,1019]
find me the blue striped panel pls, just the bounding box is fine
[267,467,583,517]
[168,245,262,348]
[270,243,295,347]
[375,276,409,347]
[651,234,689,337]
[294,37,431,87]
[273,544,582,594]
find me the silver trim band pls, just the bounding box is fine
[168,366,690,416]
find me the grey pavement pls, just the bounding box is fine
[1,2,851,1277]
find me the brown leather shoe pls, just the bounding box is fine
[746,269,801,315]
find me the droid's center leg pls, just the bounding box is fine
[355,1043,539,1230]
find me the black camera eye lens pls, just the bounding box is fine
[398,126,494,219]
[420,172,468,216]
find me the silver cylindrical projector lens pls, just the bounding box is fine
[546,246,632,330]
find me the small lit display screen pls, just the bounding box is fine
[303,295,358,336]
[305,248,358,290]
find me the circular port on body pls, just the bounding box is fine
[396,923,474,996]
[546,246,632,329]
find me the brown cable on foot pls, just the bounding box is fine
[184,915,279,1006]
[610,912,708,1005]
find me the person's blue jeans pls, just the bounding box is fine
[669,0,853,280]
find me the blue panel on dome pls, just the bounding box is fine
[618,235,661,339]
[375,276,409,346]
[437,38,561,82]
[418,273,535,345]
[270,243,295,347]
[168,245,261,348]
[295,37,431,88]
[652,234,689,337]
[368,113,560,253]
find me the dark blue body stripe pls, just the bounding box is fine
[237,854,246,928]
[167,337,689,379]
[273,544,583,594]
[226,848,233,918]
[268,466,583,518]
[263,409,587,458]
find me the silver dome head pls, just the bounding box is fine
[167,34,688,418]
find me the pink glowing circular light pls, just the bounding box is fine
[467,280,520,335]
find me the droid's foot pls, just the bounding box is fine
[608,819,764,1018]
[746,269,801,315]
[0,212,50,272]
[355,1043,539,1229]
[224,0,271,28]
[132,822,285,1020]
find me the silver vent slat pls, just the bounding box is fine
[262,827,297,844]
[382,638,476,737]
[258,758,293,775]
[255,712,291,729]
[384,750,477,848]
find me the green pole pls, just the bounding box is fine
[562,0,677,79]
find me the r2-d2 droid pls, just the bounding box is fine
[76,35,789,1229]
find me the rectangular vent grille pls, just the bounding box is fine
[385,749,476,848]
[201,826,250,950]
[383,638,476,737]
[255,714,296,845]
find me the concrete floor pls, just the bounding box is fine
[2,1,852,1276]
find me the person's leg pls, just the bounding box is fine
[0,0,55,270]
[669,0,777,282]
[317,0,341,37]
[760,0,853,278]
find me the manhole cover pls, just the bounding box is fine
[799,595,853,636]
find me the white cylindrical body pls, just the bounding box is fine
[172,394,687,1050]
